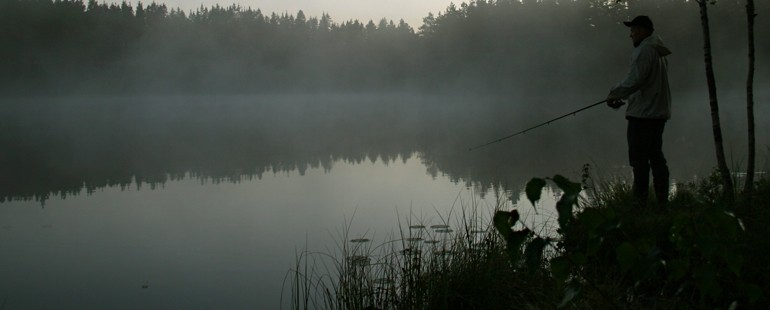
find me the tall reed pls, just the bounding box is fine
[283,190,556,309]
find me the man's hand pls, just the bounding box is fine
[606,97,625,110]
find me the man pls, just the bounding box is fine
[607,15,672,206]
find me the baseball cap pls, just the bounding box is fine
[623,15,654,31]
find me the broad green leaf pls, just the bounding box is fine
[737,218,746,231]
[616,242,638,274]
[558,190,580,207]
[635,245,662,281]
[552,175,581,229]
[509,228,531,250]
[720,212,740,239]
[571,253,587,265]
[743,284,762,304]
[577,208,605,233]
[551,174,582,196]
[494,210,530,265]
[525,177,547,207]
[493,211,513,239]
[524,237,548,271]
[504,228,531,265]
[698,237,719,257]
[705,210,739,239]
[510,209,520,224]
[550,255,572,282]
[645,244,661,259]
[723,251,744,276]
[635,238,655,257]
[596,218,622,235]
[667,258,689,281]
[556,196,575,229]
[586,236,603,255]
[558,280,582,308]
[694,263,721,298]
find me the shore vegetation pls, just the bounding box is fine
[286,167,770,309]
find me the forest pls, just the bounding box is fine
[1,0,767,95]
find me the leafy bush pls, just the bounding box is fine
[290,172,769,309]
[495,173,766,308]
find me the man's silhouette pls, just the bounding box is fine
[607,15,672,206]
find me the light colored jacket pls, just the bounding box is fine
[610,35,672,120]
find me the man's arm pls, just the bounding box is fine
[607,45,656,101]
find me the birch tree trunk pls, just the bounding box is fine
[744,0,756,200]
[697,0,735,201]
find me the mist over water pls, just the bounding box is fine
[3,92,766,204]
[1,0,769,308]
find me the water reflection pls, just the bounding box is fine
[2,94,757,204]
[0,155,503,309]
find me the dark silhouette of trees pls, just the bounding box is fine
[0,0,415,93]
[0,0,766,95]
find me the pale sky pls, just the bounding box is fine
[159,0,456,29]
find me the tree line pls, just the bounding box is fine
[0,0,766,95]
[0,0,417,93]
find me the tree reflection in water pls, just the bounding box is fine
[0,94,751,204]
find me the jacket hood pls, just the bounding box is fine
[642,35,672,57]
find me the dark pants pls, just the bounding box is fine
[627,117,669,205]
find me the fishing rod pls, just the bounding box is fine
[468,99,615,151]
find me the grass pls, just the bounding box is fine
[285,169,770,309]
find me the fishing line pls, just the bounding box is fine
[468,99,614,151]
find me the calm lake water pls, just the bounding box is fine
[0,93,765,308]
[1,154,513,309]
